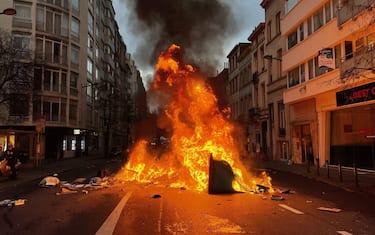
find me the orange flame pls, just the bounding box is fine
[115,44,272,192]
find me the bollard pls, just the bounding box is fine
[316,158,320,176]
[354,163,358,187]
[326,160,330,178]
[339,162,343,182]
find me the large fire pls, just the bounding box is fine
[115,44,272,193]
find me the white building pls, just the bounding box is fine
[282,0,375,168]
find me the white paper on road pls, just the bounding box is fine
[39,176,60,186]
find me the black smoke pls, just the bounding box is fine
[119,0,238,75]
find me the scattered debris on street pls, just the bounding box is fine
[271,194,285,201]
[0,199,27,207]
[39,176,60,187]
[317,207,342,213]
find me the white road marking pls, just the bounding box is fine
[337,231,352,235]
[158,197,164,235]
[278,204,304,215]
[96,191,133,235]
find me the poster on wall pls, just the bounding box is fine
[318,48,335,70]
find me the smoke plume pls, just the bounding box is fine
[120,0,238,75]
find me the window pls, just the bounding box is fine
[300,64,305,83]
[307,17,313,36]
[333,44,341,69]
[46,10,53,33]
[332,0,339,18]
[14,3,31,24]
[71,18,80,38]
[52,102,59,121]
[44,69,60,92]
[34,68,42,91]
[69,100,78,122]
[267,21,272,42]
[36,6,44,31]
[88,12,94,35]
[325,2,332,23]
[344,41,353,59]
[276,12,281,35]
[13,35,30,49]
[286,0,298,13]
[61,72,67,94]
[72,0,80,11]
[287,30,298,49]
[278,102,286,136]
[54,13,62,35]
[53,42,61,64]
[308,59,314,80]
[70,72,78,88]
[276,49,282,79]
[288,67,299,87]
[313,8,324,31]
[87,58,93,80]
[52,71,59,92]
[45,41,52,62]
[62,14,69,36]
[9,95,29,116]
[36,39,43,59]
[71,46,79,65]
[299,23,304,42]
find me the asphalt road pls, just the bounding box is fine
[1,163,375,235]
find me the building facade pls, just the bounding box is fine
[282,0,375,169]
[0,0,141,163]
[261,0,290,161]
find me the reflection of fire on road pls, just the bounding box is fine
[115,44,272,193]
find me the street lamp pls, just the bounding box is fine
[0,8,16,15]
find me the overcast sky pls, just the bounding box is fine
[112,0,264,86]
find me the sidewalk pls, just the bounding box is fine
[0,153,122,190]
[254,159,375,196]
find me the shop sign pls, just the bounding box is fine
[336,82,375,106]
[318,48,335,70]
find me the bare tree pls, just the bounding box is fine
[0,29,33,119]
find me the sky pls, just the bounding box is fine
[112,0,264,87]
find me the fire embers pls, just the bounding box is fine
[115,44,272,193]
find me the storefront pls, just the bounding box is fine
[331,82,375,169]
[289,99,318,164]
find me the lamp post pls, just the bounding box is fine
[0,8,16,15]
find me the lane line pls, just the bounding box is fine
[96,191,133,235]
[158,197,164,235]
[278,204,304,215]
[337,231,352,235]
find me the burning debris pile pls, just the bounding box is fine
[115,44,272,193]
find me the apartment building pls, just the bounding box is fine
[0,0,139,163]
[282,0,375,169]
[247,23,270,158]
[261,0,290,161]
[227,43,252,155]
